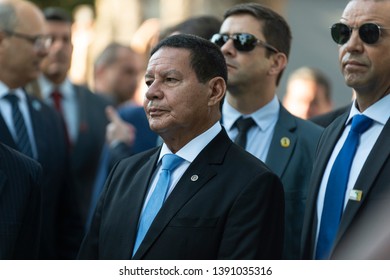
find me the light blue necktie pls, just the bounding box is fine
[316,114,373,259]
[3,93,33,158]
[132,154,184,255]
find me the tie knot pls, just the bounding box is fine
[51,90,63,100]
[350,114,373,134]
[3,93,19,105]
[235,117,255,132]
[161,154,184,172]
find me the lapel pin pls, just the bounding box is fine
[349,189,363,201]
[280,137,290,148]
[190,175,198,182]
[32,100,42,111]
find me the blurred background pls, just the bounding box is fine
[31,0,351,108]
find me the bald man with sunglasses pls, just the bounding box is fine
[301,0,390,260]
[211,3,323,260]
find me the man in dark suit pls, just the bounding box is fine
[78,34,285,260]
[301,0,390,259]
[29,7,111,255]
[0,142,42,259]
[211,3,323,259]
[0,0,77,259]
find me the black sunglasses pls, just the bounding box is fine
[331,22,387,45]
[211,33,279,53]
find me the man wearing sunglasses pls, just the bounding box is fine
[211,3,323,260]
[301,0,390,259]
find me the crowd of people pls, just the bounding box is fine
[0,0,389,260]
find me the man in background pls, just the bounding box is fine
[93,42,142,107]
[213,3,323,259]
[283,66,333,120]
[33,7,111,257]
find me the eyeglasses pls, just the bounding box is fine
[211,33,279,53]
[331,22,388,45]
[2,29,52,51]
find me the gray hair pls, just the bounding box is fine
[0,2,17,31]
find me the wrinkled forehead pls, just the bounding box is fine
[147,47,192,73]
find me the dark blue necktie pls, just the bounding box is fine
[234,117,255,148]
[3,93,33,158]
[316,114,373,259]
[132,154,184,255]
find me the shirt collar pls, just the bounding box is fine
[0,81,27,102]
[222,95,280,131]
[158,122,222,165]
[38,75,74,101]
[346,94,390,126]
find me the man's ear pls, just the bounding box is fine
[268,52,288,77]
[207,76,226,106]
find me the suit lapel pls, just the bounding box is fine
[70,85,85,162]
[336,118,390,244]
[133,130,230,259]
[0,109,17,148]
[266,105,297,177]
[122,151,160,257]
[25,93,44,161]
[303,113,348,257]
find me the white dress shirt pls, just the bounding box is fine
[141,122,222,212]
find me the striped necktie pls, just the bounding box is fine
[3,93,33,158]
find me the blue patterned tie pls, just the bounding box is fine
[3,93,33,158]
[132,154,184,255]
[316,114,373,259]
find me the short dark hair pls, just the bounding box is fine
[224,3,292,85]
[151,34,227,84]
[43,7,72,23]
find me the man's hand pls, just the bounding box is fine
[105,106,136,147]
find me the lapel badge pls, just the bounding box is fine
[349,189,363,201]
[280,137,290,148]
[190,175,198,182]
[32,100,42,111]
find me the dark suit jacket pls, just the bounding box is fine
[301,112,390,259]
[78,129,285,260]
[0,92,77,259]
[68,85,111,231]
[265,105,323,259]
[0,143,42,259]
